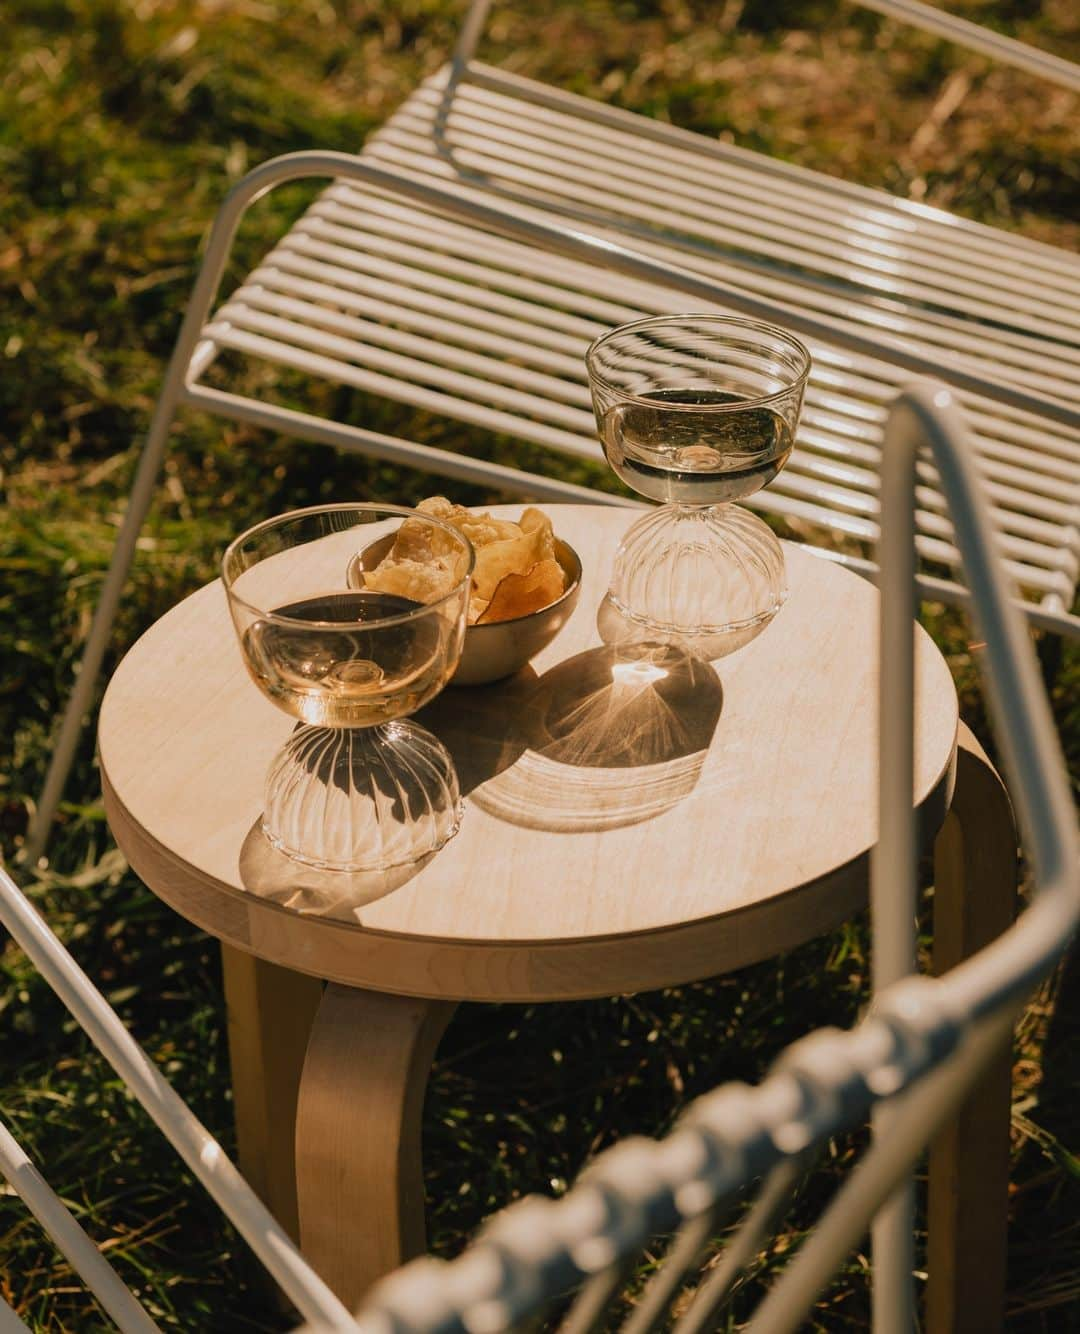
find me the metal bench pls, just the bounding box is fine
[206,1,1080,637]
[27,8,1080,896]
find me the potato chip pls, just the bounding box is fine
[384,510,466,569]
[364,499,568,622]
[472,524,553,601]
[364,555,461,605]
[519,507,554,542]
[476,558,567,624]
[418,496,520,550]
[416,496,464,522]
[458,513,523,548]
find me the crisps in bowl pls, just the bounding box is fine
[365,498,571,626]
[476,558,567,624]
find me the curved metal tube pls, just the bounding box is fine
[851,0,1080,92]
[882,388,1078,1019]
[0,1119,160,1332]
[452,0,1080,94]
[0,1299,30,1334]
[872,382,1078,1331]
[0,866,357,1333]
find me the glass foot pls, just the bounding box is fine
[606,503,787,652]
[262,720,462,872]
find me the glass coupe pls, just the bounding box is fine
[586,315,811,654]
[223,504,473,872]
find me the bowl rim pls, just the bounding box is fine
[222,502,476,631]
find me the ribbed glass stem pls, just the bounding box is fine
[261,721,462,872]
[606,501,787,647]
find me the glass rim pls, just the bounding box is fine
[585,314,812,412]
[221,502,476,630]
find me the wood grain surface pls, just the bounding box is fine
[295,986,455,1309]
[99,506,958,1000]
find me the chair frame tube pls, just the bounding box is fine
[0,867,357,1333]
[453,0,1080,94]
[0,1299,30,1334]
[0,1119,162,1333]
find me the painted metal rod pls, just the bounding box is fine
[22,378,184,867]
[882,388,1078,1021]
[0,866,357,1333]
[850,0,1080,93]
[870,386,919,1334]
[450,0,493,81]
[0,1299,30,1334]
[453,0,1080,95]
[558,1260,631,1334]
[0,1119,161,1333]
[748,1010,1017,1334]
[620,1209,717,1334]
[182,383,637,508]
[871,382,1079,1330]
[674,1159,803,1334]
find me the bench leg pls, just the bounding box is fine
[926,723,1017,1333]
[296,983,455,1311]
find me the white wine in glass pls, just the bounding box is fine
[587,315,810,653]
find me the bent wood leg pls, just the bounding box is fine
[295,983,456,1310]
[221,944,324,1241]
[926,723,1017,1334]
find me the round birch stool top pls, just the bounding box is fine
[99,504,958,1002]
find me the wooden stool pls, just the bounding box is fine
[98,506,1014,1328]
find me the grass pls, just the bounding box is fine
[1,0,1079,1329]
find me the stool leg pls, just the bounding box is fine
[927,723,1017,1333]
[296,984,456,1310]
[221,945,324,1241]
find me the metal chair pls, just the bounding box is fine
[287,382,1078,1334]
[0,860,357,1333]
[25,2,1080,864]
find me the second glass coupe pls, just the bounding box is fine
[586,315,811,653]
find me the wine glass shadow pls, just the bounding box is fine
[467,641,723,833]
[236,669,538,919]
[235,645,723,912]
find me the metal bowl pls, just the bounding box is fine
[349,534,582,686]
